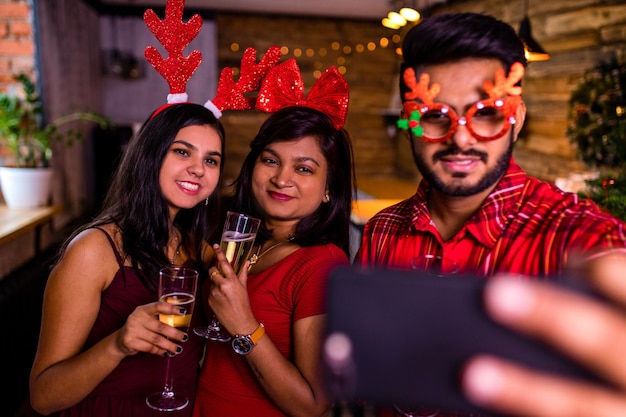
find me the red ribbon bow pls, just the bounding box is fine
[256,59,349,129]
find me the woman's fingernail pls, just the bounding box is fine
[485,278,536,323]
[463,357,505,405]
[175,346,182,353]
[182,333,188,342]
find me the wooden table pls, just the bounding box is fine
[0,204,63,251]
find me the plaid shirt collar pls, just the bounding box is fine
[407,158,527,248]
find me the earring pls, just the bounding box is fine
[325,193,330,203]
[205,197,209,206]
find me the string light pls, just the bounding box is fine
[228,35,398,78]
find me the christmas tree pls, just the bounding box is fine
[566,57,626,220]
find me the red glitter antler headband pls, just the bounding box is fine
[144,0,281,118]
[256,59,349,129]
[204,46,282,118]
[144,0,202,105]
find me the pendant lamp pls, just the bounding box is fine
[518,0,550,61]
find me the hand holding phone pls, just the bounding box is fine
[323,267,606,416]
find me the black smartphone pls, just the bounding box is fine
[323,267,604,416]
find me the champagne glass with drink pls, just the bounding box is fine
[146,266,198,411]
[194,211,261,341]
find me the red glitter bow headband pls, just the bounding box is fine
[256,59,349,129]
[144,0,280,118]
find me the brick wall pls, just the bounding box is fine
[215,13,404,183]
[0,0,34,91]
[0,0,35,162]
[3,0,626,184]
[430,0,626,180]
[215,2,626,184]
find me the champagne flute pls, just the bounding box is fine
[146,266,198,412]
[393,404,440,417]
[194,211,261,341]
[410,254,459,277]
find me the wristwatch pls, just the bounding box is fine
[232,323,265,355]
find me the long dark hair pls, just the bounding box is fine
[229,106,355,257]
[57,103,226,290]
[400,12,527,100]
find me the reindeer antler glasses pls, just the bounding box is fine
[398,63,525,143]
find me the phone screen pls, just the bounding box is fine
[323,267,604,415]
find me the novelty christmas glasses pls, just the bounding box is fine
[397,63,525,143]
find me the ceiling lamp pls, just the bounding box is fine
[518,0,550,61]
[388,11,407,26]
[399,7,420,22]
[381,17,402,29]
[382,2,421,30]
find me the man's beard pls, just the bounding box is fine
[412,137,513,197]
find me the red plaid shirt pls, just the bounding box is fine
[356,160,626,277]
[354,160,626,417]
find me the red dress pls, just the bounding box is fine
[60,229,205,417]
[193,244,348,417]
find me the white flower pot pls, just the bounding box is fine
[0,166,53,208]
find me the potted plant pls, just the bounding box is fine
[0,73,109,208]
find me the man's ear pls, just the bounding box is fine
[513,100,527,142]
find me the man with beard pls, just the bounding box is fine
[355,12,626,277]
[352,12,626,417]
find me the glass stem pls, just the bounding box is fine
[162,355,175,398]
[210,314,221,330]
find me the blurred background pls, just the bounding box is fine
[1,0,626,415]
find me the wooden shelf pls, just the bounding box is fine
[0,204,62,246]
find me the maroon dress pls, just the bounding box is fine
[60,228,205,417]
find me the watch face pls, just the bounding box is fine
[232,336,253,355]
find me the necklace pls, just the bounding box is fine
[169,235,181,265]
[249,239,293,268]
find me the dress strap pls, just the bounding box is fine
[92,226,125,268]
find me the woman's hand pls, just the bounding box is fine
[462,252,626,417]
[206,244,258,336]
[115,301,190,357]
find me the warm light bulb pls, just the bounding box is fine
[399,8,420,22]
[382,17,401,29]
[388,11,407,26]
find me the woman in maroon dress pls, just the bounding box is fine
[29,103,225,417]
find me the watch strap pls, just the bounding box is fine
[247,322,265,345]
